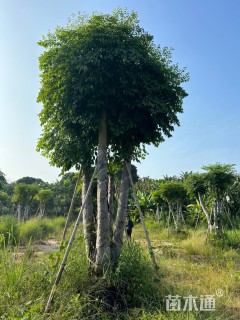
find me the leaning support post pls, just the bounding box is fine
[45,166,97,313]
[62,169,82,241]
[126,162,160,279]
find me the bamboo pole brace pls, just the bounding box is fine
[45,165,97,313]
[125,162,160,278]
[62,169,82,241]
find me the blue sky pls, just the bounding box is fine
[0,0,240,182]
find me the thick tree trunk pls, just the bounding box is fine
[177,202,187,226]
[213,200,223,234]
[169,202,178,230]
[218,200,223,233]
[24,205,30,220]
[108,173,115,238]
[82,166,96,268]
[176,203,180,223]
[156,204,161,221]
[213,200,217,232]
[198,193,214,232]
[95,111,110,275]
[39,203,45,218]
[111,162,130,267]
[17,204,21,222]
[180,209,187,226]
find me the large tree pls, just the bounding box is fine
[37,9,188,273]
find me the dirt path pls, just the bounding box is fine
[16,239,59,259]
[34,239,59,253]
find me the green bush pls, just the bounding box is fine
[210,229,240,249]
[0,215,19,246]
[45,241,161,319]
[65,242,162,319]
[110,242,161,308]
[19,218,42,244]
[39,218,55,237]
[19,217,66,244]
[51,216,66,232]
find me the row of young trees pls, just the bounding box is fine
[0,165,140,220]
[1,161,239,232]
[134,163,240,235]
[36,9,188,274]
[0,173,81,219]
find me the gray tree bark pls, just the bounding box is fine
[156,204,162,221]
[213,200,223,234]
[82,166,96,268]
[108,173,115,238]
[198,193,214,232]
[111,162,130,267]
[24,204,30,221]
[39,203,45,218]
[169,202,178,230]
[17,204,21,222]
[95,111,110,275]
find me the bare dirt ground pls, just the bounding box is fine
[33,239,59,253]
[13,239,59,260]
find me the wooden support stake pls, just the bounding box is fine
[62,169,82,241]
[125,162,160,278]
[45,165,97,313]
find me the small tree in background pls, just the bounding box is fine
[12,183,39,221]
[186,164,236,233]
[151,190,167,221]
[203,163,236,234]
[35,189,53,217]
[158,181,187,230]
[185,172,213,231]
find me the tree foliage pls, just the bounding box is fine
[36,9,189,169]
[158,181,187,204]
[185,172,207,197]
[16,176,45,185]
[12,183,39,206]
[202,163,236,199]
[0,170,6,190]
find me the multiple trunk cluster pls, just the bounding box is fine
[198,193,224,234]
[81,112,132,274]
[82,162,130,274]
[167,200,186,231]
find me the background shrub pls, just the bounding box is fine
[0,215,19,246]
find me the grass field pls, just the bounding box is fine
[0,216,239,319]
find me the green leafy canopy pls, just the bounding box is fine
[37,8,189,170]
